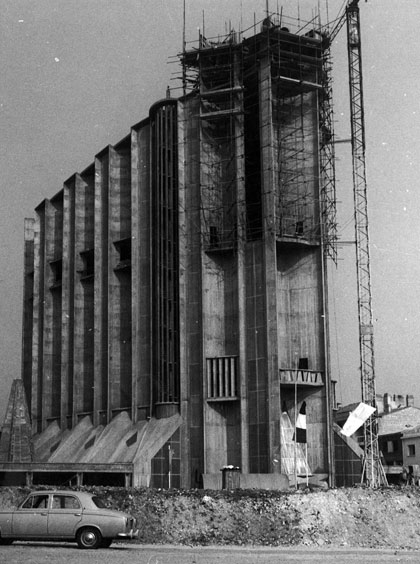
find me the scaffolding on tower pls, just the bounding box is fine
[178,12,338,257]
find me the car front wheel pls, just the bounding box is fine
[76,527,102,549]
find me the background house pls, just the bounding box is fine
[334,393,420,484]
[401,427,420,475]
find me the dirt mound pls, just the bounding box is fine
[2,486,420,549]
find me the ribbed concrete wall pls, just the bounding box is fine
[25,125,160,431]
[23,99,183,433]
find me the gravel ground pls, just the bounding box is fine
[1,544,420,564]
[2,485,420,549]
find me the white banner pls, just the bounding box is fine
[341,402,376,437]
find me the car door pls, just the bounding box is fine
[12,494,50,537]
[47,494,83,538]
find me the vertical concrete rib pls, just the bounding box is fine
[22,218,35,412]
[182,97,203,485]
[259,52,280,469]
[41,200,53,429]
[41,197,63,429]
[234,54,249,473]
[131,128,140,423]
[32,210,44,434]
[73,170,95,423]
[177,100,190,486]
[31,205,45,433]
[108,146,119,417]
[61,178,75,429]
[131,121,151,422]
[94,149,109,425]
[108,143,132,417]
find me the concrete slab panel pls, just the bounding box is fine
[82,411,133,463]
[48,416,94,462]
[33,421,70,462]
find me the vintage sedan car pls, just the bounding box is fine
[0,490,138,549]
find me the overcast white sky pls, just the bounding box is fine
[0,0,419,421]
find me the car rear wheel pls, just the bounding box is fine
[100,538,113,548]
[0,538,13,545]
[76,527,102,549]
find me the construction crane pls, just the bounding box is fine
[328,0,387,486]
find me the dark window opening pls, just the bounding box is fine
[209,225,219,247]
[126,432,138,447]
[79,249,94,279]
[49,258,62,288]
[298,357,309,369]
[50,441,60,454]
[295,221,304,237]
[114,238,132,271]
[84,436,96,450]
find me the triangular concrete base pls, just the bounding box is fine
[0,379,33,462]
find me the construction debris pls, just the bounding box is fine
[2,486,420,549]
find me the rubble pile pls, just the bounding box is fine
[2,486,420,549]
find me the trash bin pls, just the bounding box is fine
[221,466,241,489]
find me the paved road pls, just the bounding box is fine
[0,543,419,564]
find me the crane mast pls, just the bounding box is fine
[345,1,386,486]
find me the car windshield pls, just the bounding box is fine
[91,496,107,509]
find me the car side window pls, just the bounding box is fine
[52,495,81,510]
[21,497,33,509]
[21,495,49,509]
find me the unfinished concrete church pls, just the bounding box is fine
[2,13,341,488]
